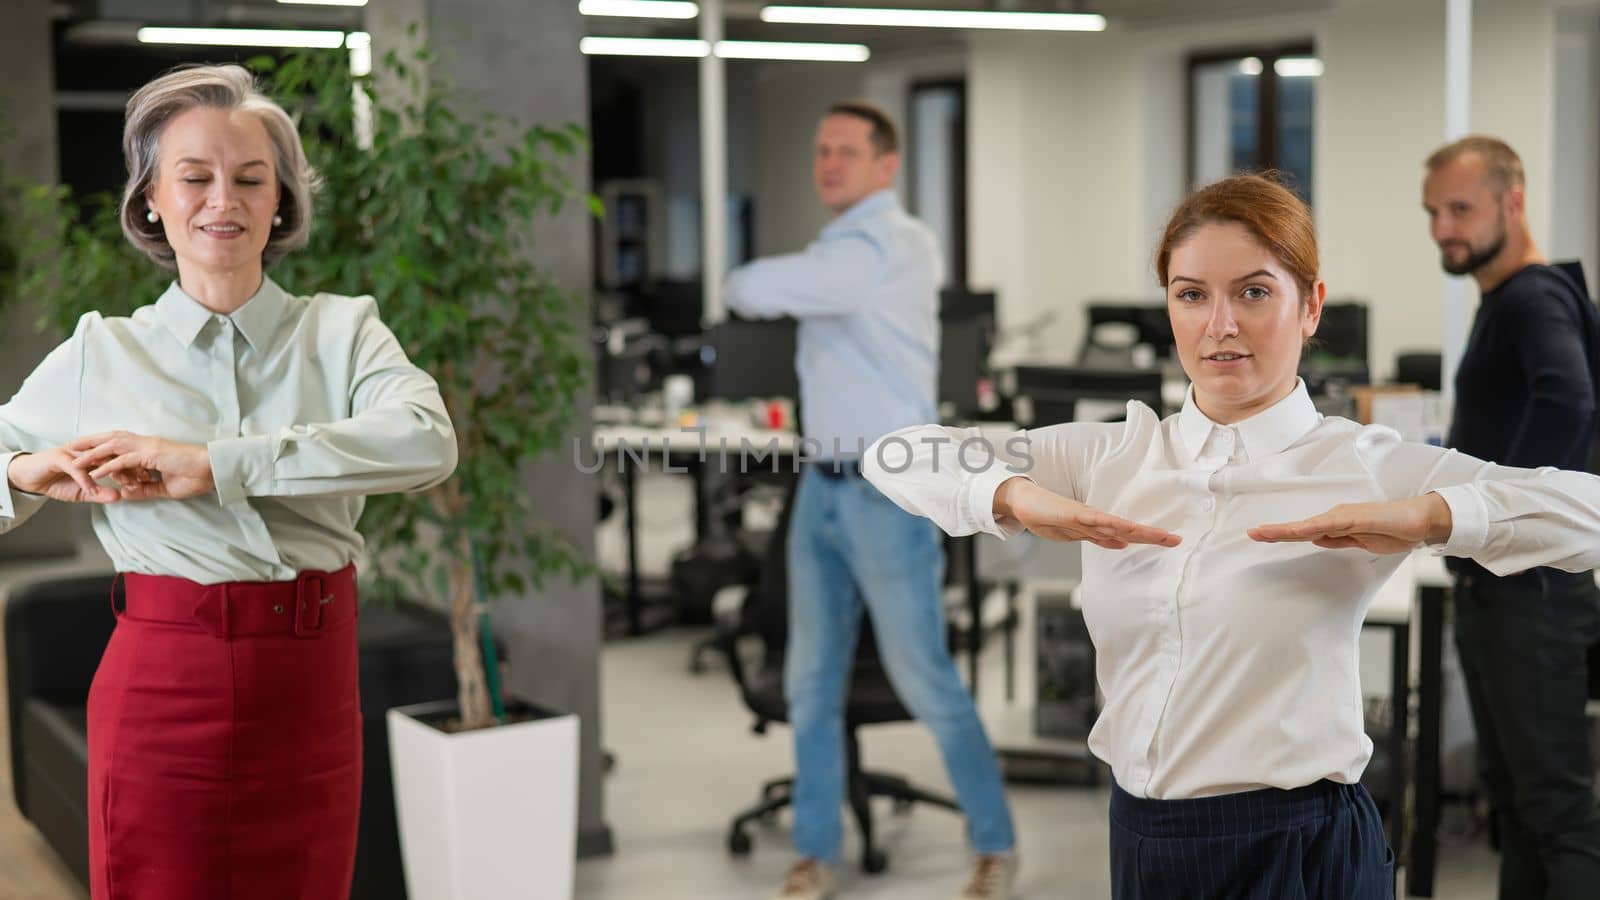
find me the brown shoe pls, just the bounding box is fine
[955,853,1018,899]
[771,858,837,899]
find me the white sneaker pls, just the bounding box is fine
[955,853,1018,900]
[771,858,837,900]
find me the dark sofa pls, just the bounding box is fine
[4,574,458,899]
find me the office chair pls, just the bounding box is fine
[713,481,960,874]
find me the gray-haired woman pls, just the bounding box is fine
[0,65,457,899]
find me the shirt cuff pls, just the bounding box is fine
[1428,484,1489,558]
[722,268,745,308]
[0,451,22,518]
[207,435,275,507]
[962,464,1030,539]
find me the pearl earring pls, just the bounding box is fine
[146,209,159,223]
[272,214,283,227]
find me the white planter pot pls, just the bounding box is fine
[388,698,579,900]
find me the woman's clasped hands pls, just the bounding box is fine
[5,431,215,503]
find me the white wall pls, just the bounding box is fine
[968,34,1033,337]
[1552,8,1600,288]
[1321,0,1554,377]
[970,30,1151,358]
[968,0,1566,377]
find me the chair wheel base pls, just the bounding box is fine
[862,848,888,874]
[728,828,753,856]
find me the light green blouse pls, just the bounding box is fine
[0,277,458,583]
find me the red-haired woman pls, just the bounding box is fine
[862,173,1600,898]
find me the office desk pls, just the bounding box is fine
[593,409,800,635]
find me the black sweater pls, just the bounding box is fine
[1446,263,1599,582]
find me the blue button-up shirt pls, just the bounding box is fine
[724,190,940,457]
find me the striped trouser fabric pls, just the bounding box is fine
[1109,779,1393,900]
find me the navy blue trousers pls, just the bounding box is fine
[1109,780,1394,900]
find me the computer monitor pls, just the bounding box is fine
[1308,300,1369,366]
[940,288,997,321]
[643,279,704,338]
[1012,365,1164,425]
[704,317,799,401]
[1082,303,1175,364]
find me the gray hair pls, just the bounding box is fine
[119,64,318,269]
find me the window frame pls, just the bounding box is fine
[906,77,970,289]
[1185,42,1316,192]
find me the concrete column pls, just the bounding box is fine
[366,0,611,857]
[1,0,59,393]
[0,0,87,561]
[700,0,727,323]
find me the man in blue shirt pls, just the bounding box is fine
[726,101,1017,900]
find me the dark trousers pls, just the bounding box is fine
[1109,779,1392,899]
[1454,572,1600,900]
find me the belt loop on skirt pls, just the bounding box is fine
[191,584,232,639]
[108,573,126,618]
[294,573,327,638]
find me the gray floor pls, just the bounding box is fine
[575,628,1501,900]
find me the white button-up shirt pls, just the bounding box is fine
[0,277,457,583]
[864,383,1600,799]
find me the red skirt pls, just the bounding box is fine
[87,566,362,900]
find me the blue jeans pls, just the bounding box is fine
[785,467,1016,863]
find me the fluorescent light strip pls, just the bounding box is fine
[1238,57,1263,76]
[276,0,370,7]
[717,40,869,62]
[579,0,699,19]
[137,27,349,48]
[580,36,869,61]
[581,37,709,57]
[760,5,1105,31]
[1275,57,1324,77]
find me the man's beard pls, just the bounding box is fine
[1438,216,1507,276]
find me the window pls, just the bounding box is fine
[1188,45,1319,203]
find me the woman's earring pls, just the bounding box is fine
[146,209,159,223]
[272,213,283,227]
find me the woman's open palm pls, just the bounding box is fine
[997,477,1182,550]
[1248,495,1451,555]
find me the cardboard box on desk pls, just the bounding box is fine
[1349,385,1420,424]
[1350,384,1438,444]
